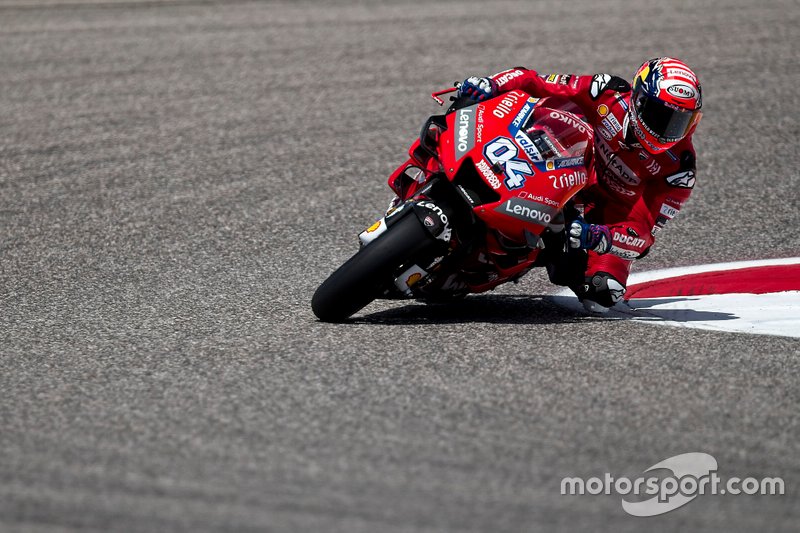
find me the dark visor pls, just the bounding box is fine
[633,89,697,143]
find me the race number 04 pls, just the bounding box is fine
[484,137,532,190]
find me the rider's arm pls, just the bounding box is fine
[602,148,697,259]
[489,67,630,119]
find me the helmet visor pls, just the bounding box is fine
[633,88,699,143]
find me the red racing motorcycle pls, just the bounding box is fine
[312,86,593,321]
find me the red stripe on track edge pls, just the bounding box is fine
[626,264,800,299]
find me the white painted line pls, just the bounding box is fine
[550,257,800,338]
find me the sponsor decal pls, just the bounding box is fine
[358,217,388,246]
[643,138,660,152]
[559,74,572,85]
[613,232,646,249]
[589,73,611,100]
[545,74,559,84]
[666,67,695,81]
[426,255,445,270]
[417,201,452,242]
[603,114,622,134]
[554,156,584,169]
[630,115,653,146]
[610,246,640,259]
[456,185,478,206]
[602,172,637,196]
[529,129,560,157]
[548,169,587,190]
[666,83,697,100]
[518,191,559,207]
[496,197,557,225]
[423,215,435,227]
[514,131,543,162]
[512,103,531,128]
[660,203,679,219]
[393,264,428,293]
[385,203,405,219]
[406,272,423,286]
[484,136,533,190]
[595,138,640,186]
[546,160,555,171]
[475,159,502,190]
[494,69,524,87]
[476,105,485,143]
[665,170,696,188]
[492,91,523,119]
[646,159,662,175]
[665,196,685,208]
[454,108,475,160]
[598,124,613,141]
[548,110,589,134]
[597,104,609,117]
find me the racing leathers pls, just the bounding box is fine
[486,67,697,308]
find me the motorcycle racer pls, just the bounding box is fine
[459,58,703,312]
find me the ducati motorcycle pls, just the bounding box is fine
[312,86,593,321]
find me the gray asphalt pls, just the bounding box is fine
[1,0,799,531]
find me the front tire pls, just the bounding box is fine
[312,212,438,322]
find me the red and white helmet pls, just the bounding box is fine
[628,57,703,153]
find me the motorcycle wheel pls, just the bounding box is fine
[312,211,438,322]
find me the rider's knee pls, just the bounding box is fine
[572,271,626,311]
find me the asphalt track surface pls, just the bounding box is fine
[1,0,799,531]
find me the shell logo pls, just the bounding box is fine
[597,104,609,117]
[366,220,382,233]
[406,273,423,287]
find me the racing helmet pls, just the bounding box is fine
[629,57,702,153]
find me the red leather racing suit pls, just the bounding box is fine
[490,67,697,286]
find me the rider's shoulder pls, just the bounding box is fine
[662,138,696,169]
[656,140,697,189]
[587,73,631,100]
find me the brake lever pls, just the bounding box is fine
[431,82,462,106]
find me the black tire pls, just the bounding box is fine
[312,212,438,322]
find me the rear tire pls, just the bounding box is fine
[312,212,438,322]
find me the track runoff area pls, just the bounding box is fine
[550,257,800,338]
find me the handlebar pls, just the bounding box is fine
[430,82,461,105]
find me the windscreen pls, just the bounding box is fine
[520,103,592,161]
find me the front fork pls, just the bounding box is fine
[358,177,475,296]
